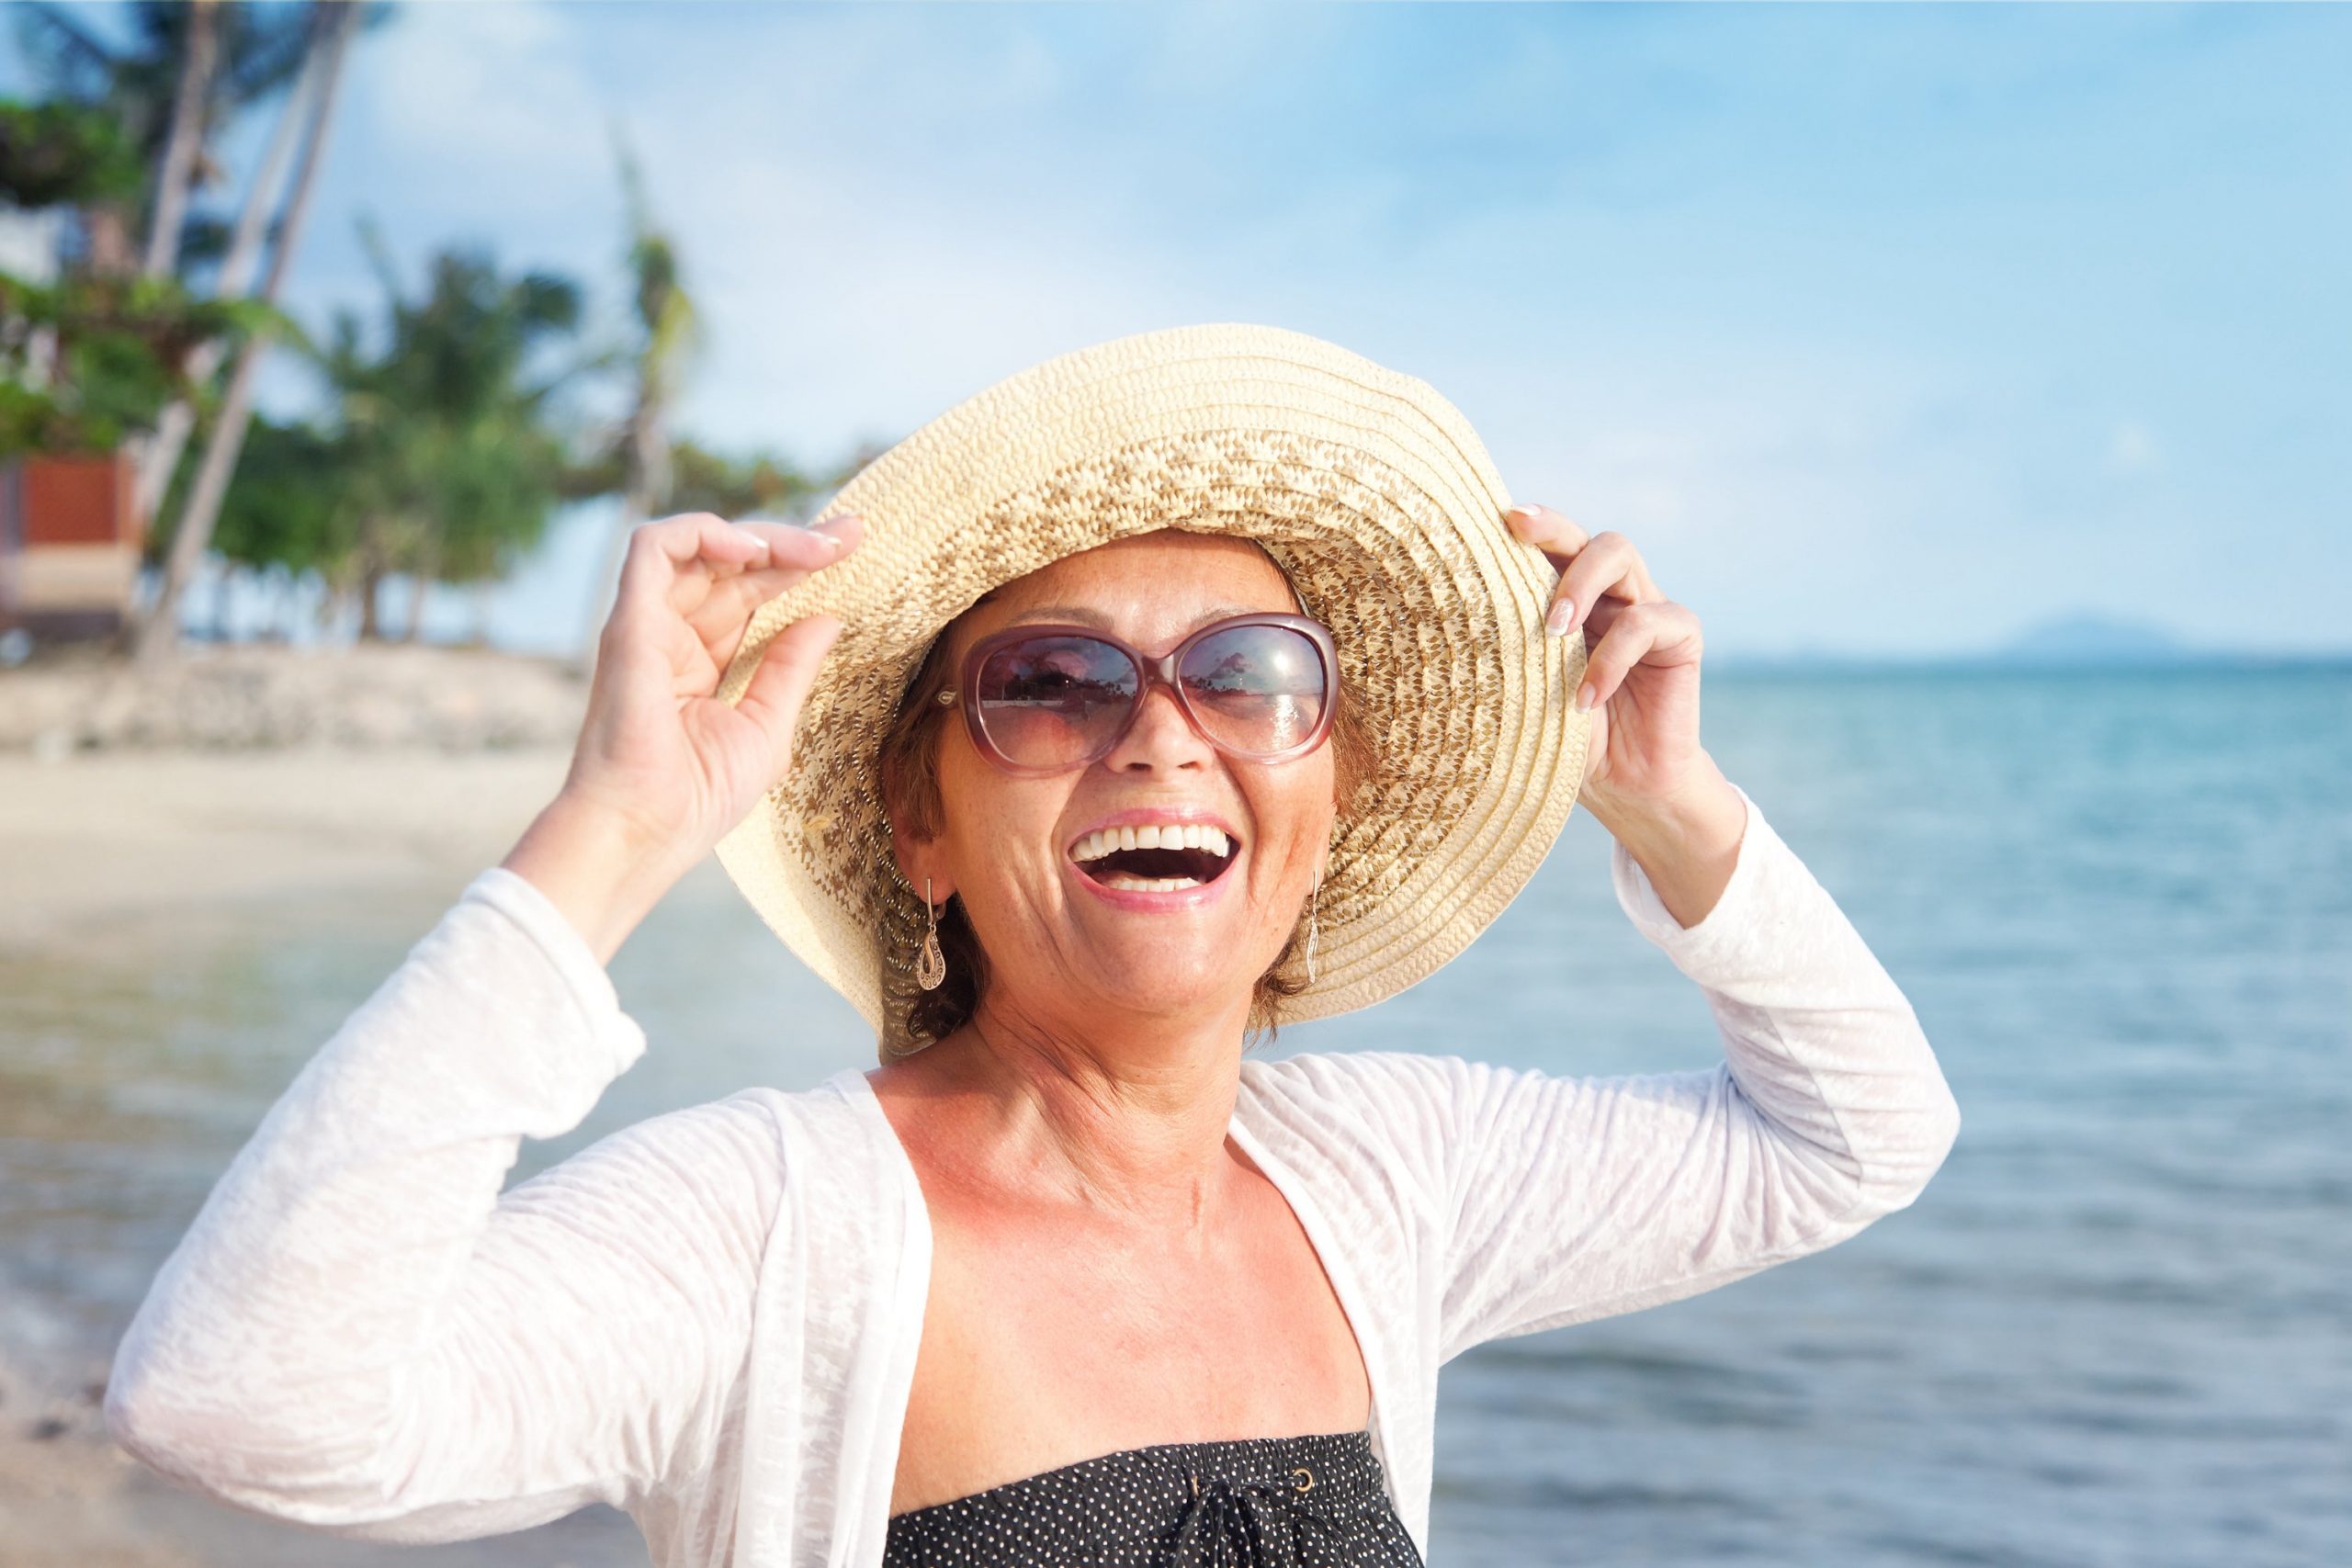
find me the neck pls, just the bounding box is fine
[933,980,1256,1231]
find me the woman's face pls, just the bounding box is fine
[899,530,1336,1035]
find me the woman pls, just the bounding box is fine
[105,325,1962,1568]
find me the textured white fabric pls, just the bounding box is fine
[106,781,1962,1566]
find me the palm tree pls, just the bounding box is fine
[267,232,584,641]
[141,0,220,279]
[0,267,278,459]
[11,1,311,277]
[132,6,340,523]
[571,127,702,673]
[132,0,360,663]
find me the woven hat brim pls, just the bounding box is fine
[711,322,1592,1061]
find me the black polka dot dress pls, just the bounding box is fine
[882,1427,1424,1567]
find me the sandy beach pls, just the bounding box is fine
[0,646,650,1566]
[0,642,594,960]
[0,744,580,953]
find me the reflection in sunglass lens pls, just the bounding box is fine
[1179,624,1328,756]
[972,636,1139,768]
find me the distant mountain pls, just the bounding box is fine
[1981,613,2199,667]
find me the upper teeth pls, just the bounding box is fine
[1071,823,1233,862]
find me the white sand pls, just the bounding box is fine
[0,745,579,955]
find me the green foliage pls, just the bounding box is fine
[214,238,589,622]
[11,1,315,173]
[0,20,881,640]
[206,413,345,576]
[0,267,289,457]
[0,2,324,464]
[668,439,824,519]
[0,98,142,208]
[615,130,700,409]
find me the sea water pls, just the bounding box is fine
[3,662,2345,1566]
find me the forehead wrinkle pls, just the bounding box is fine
[998,602,1268,636]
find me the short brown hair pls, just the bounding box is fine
[876,610,1377,1053]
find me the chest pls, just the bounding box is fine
[887,1156,1373,1517]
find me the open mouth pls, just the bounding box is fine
[1069,823,1240,893]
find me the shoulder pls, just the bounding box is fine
[515,1068,897,1211]
[502,1071,918,1314]
[690,1067,904,1177]
[1233,1050,1502,1224]
[1238,1047,1494,1131]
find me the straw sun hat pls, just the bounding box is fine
[711,322,1594,1062]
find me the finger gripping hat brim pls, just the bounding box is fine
[711,322,1593,1063]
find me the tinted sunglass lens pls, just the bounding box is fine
[972,636,1138,768]
[1178,625,1328,756]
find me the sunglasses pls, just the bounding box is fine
[933,612,1339,776]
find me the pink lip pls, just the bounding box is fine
[1062,805,1247,913]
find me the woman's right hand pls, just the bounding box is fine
[503,511,865,964]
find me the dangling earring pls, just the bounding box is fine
[1304,875,1321,985]
[916,877,947,991]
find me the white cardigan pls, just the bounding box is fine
[104,782,1962,1567]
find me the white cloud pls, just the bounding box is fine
[355,2,605,197]
[2104,418,2164,477]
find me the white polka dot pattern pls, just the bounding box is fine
[883,1427,1421,1567]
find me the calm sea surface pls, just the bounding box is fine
[5,664,2346,1566]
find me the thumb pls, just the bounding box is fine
[736,614,844,784]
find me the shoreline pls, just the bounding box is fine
[0,735,650,1564]
[0,642,595,953]
[0,641,592,758]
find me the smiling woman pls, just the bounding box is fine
[876,536,1383,1049]
[102,324,1962,1568]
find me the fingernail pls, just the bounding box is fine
[1544,598,1576,637]
[1508,504,1540,534]
[1575,682,1596,712]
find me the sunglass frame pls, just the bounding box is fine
[942,612,1340,776]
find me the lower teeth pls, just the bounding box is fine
[1096,871,1203,892]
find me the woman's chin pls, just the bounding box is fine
[1064,936,1265,1021]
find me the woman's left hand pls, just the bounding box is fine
[1506,502,1714,814]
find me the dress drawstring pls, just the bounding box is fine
[1169,1464,1340,1565]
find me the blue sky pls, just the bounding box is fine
[10,2,2347,659]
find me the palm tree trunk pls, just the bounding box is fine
[356,556,386,642]
[319,582,349,641]
[401,536,440,643]
[352,516,387,642]
[263,564,290,643]
[465,581,493,647]
[142,0,222,279]
[209,561,238,641]
[133,1,361,666]
[136,18,324,523]
[85,205,136,277]
[571,404,669,676]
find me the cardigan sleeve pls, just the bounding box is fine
[103,866,786,1542]
[1334,783,1962,1365]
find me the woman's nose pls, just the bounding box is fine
[1102,682,1214,773]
